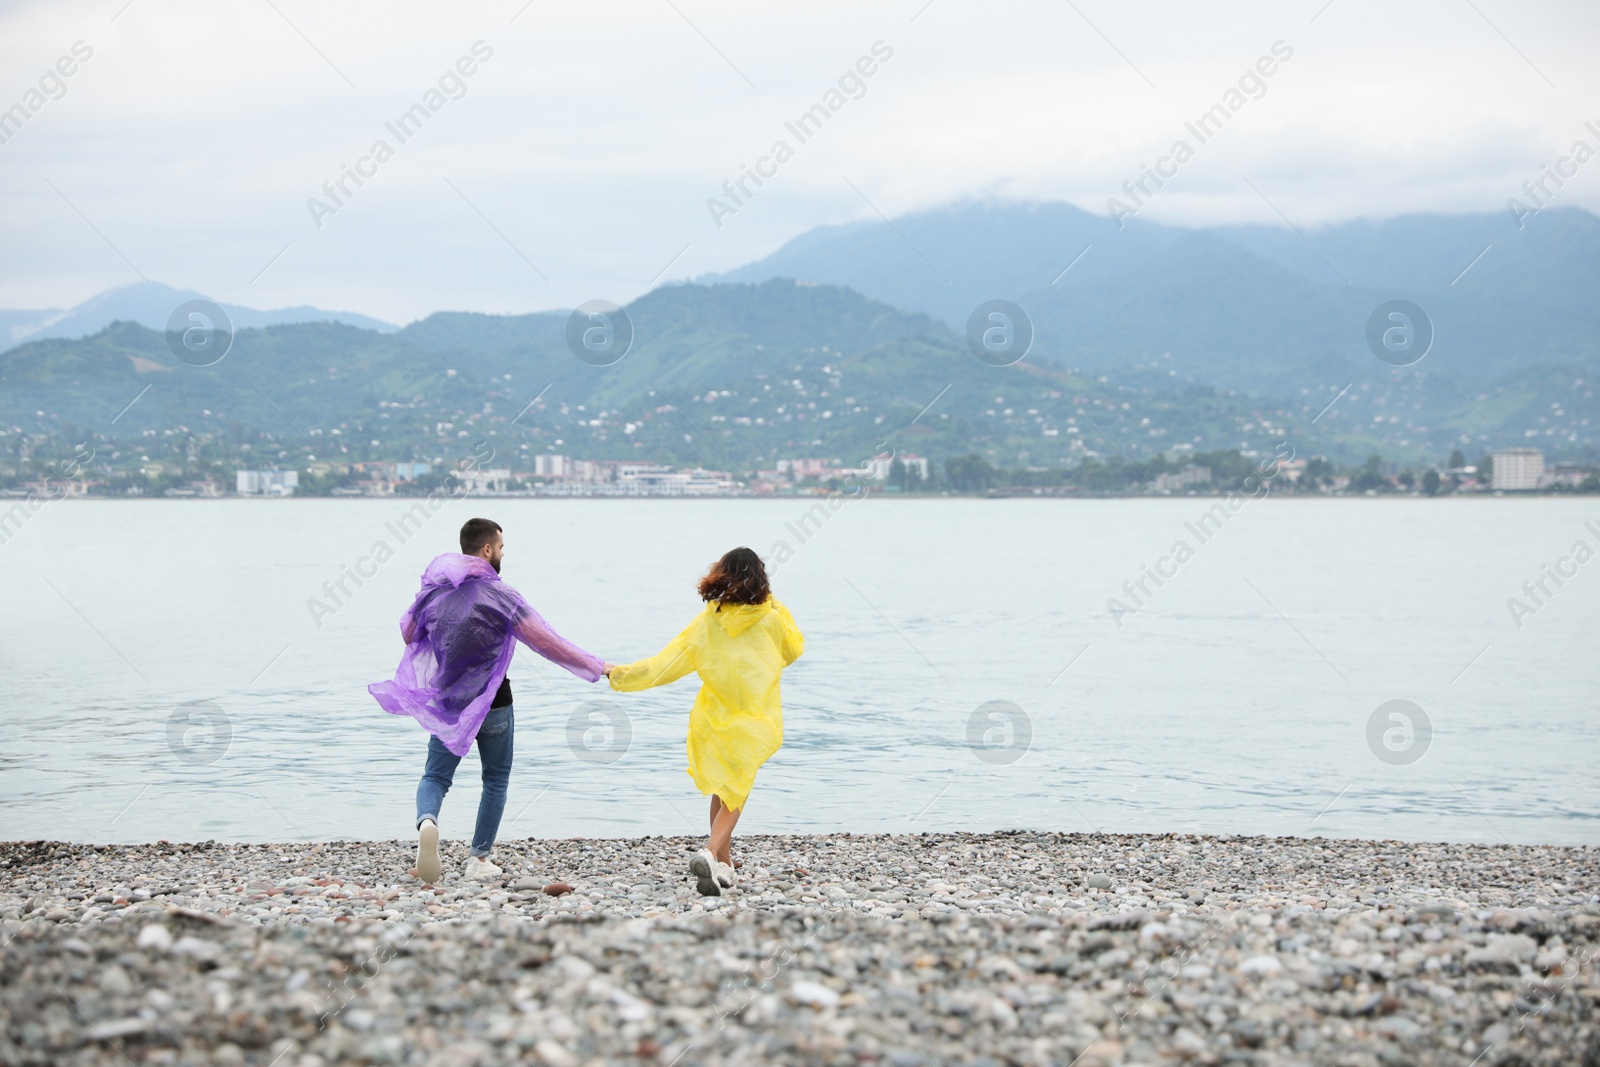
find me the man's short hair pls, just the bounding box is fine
[460,517,502,555]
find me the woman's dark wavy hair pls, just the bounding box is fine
[697,546,771,608]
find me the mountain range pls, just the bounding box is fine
[3,202,1597,472]
[703,201,1600,393]
[0,282,396,353]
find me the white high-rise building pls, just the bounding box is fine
[858,453,933,481]
[1492,448,1544,491]
[535,454,570,478]
[461,468,513,493]
[236,470,299,496]
[896,453,931,480]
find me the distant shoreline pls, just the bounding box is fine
[7,492,1592,503]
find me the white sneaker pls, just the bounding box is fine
[689,848,722,897]
[464,855,503,882]
[715,861,737,890]
[416,819,441,885]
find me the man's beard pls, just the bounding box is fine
[490,554,502,573]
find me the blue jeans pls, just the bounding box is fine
[415,704,514,858]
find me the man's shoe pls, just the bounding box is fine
[416,819,441,885]
[689,848,722,897]
[464,856,503,882]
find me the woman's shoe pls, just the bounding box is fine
[689,848,722,896]
[715,861,737,890]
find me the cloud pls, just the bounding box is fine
[1,0,1595,321]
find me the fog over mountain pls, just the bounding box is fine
[702,201,1600,391]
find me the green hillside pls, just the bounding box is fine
[2,280,1596,495]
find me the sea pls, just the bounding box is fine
[3,495,1596,848]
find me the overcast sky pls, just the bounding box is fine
[1,0,1595,323]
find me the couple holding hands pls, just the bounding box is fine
[369,518,804,897]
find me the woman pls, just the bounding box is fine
[606,547,804,896]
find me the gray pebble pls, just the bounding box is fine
[0,831,1594,1064]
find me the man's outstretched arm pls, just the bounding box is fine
[513,606,606,682]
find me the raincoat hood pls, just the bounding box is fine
[708,599,772,637]
[421,552,499,589]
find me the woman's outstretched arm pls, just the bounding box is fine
[608,620,700,692]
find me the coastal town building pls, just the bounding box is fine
[460,468,514,493]
[777,457,834,481]
[164,480,223,498]
[236,470,299,496]
[895,453,931,480]
[531,463,740,496]
[858,453,930,480]
[775,455,929,483]
[1154,464,1213,492]
[393,461,432,481]
[19,476,90,497]
[1491,448,1545,491]
[1545,462,1590,488]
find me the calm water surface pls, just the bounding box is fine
[2,497,1597,847]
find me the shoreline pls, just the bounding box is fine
[10,827,1600,851]
[4,831,1596,1064]
[4,491,1591,502]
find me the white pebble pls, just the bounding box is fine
[136,924,172,951]
[790,980,840,1008]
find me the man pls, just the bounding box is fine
[369,518,611,883]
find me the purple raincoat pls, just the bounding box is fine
[369,553,604,755]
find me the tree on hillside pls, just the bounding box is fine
[1422,469,1442,495]
[889,458,924,492]
[1352,454,1387,492]
[945,454,997,493]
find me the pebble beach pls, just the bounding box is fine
[3,831,1597,1066]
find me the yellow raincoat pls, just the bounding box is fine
[609,598,803,810]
